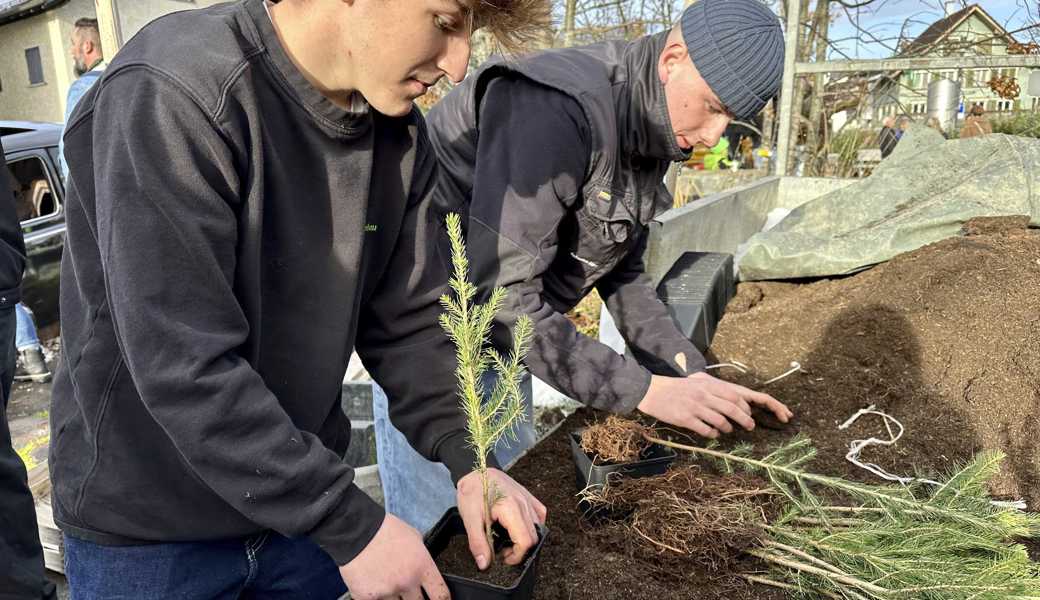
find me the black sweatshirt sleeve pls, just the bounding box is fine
[466,76,652,415]
[596,230,707,377]
[0,143,25,306]
[87,69,384,566]
[355,115,496,485]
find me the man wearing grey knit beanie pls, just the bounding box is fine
[376,0,793,535]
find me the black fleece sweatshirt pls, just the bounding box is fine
[0,143,24,307]
[50,0,482,566]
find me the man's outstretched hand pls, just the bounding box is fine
[637,372,793,439]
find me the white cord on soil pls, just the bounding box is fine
[762,362,802,385]
[705,361,749,373]
[839,405,942,488]
[705,360,802,385]
[839,406,1027,510]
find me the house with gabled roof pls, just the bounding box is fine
[870,3,1039,122]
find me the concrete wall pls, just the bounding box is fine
[674,169,769,205]
[116,0,226,46]
[644,176,780,284]
[600,176,854,354]
[0,2,78,123]
[643,175,855,284]
[0,0,224,122]
[777,176,854,210]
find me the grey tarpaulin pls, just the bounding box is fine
[737,126,1040,281]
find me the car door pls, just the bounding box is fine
[4,148,65,328]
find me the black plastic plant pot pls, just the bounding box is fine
[423,506,547,600]
[570,429,677,491]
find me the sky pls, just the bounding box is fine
[549,0,1037,60]
[826,0,1040,58]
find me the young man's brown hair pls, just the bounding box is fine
[467,0,550,51]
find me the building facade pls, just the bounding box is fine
[0,0,225,123]
[872,4,1039,120]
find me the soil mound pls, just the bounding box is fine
[713,222,1040,505]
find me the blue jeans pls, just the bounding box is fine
[14,303,40,351]
[63,532,345,599]
[373,375,537,534]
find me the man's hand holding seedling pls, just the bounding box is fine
[637,372,793,439]
[457,468,547,570]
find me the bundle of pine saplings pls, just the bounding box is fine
[580,418,1040,599]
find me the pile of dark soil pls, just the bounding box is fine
[712,219,1040,505]
[506,220,1040,598]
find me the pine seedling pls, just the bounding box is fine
[439,212,534,558]
[644,433,1040,599]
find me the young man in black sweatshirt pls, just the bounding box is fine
[53,1,546,598]
[379,0,794,514]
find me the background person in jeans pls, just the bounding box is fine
[14,303,50,383]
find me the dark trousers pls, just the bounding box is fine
[0,306,56,600]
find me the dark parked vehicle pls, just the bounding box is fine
[2,121,65,329]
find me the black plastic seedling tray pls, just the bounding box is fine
[570,429,677,491]
[424,506,547,600]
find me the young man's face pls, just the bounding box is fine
[659,44,733,150]
[346,0,472,116]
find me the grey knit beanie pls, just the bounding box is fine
[681,0,785,120]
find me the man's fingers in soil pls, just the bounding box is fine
[730,394,753,417]
[718,386,754,416]
[683,414,720,439]
[493,487,537,551]
[743,388,793,421]
[492,500,536,566]
[703,381,754,415]
[526,501,539,543]
[515,497,538,550]
[695,401,735,434]
[457,488,492,569]
[708,395,755,430]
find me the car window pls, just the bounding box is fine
[6,155,60,225]
[46,147,65,189]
